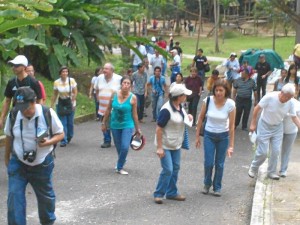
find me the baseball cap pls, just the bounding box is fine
[8,55,28,67]
[229,52,237,58]
[151,36,156,42]
[14,87,36,112]
[259,53,265,58]
[169,83,192,97]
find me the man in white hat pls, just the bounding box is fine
[169,49,181,83]
[0,55,42,129]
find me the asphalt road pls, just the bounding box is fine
[0,100,256,225]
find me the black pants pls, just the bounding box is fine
[187,95,200,126]
[136,94,145,121]
[256,78,267,102]
[235,96,252,129]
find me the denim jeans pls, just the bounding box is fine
[136,94,145,121]
[198,69,205,87]
[111,128,134,171]
[99,115,111,144]
[7,154,56,225]
[161,58,167,76]
[154,149,181,198]
[57,106,75,145]
[151,94,164,121]
[203,130,229,192]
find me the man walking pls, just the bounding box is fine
[95,63,122,148]
[0,55,42,129]
[248,83,300,180]
[148,66,167,122]
[192,49,208,86]
[132,41,147,72]
[255,54,272,101]
[232,68,257,131]
[169,49,181,83]
[4,87,64,225]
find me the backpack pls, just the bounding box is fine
[9,105,57,157]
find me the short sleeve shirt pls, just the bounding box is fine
[148,75,166,96]
[193,55,207,70]
[4,75,42,101]
[132,71,147,95]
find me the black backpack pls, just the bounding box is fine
[9,105,57,156]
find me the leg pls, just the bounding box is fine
[212,132,229,192]
[115,128,133,170]
[166,150,181,198]
[7,156,28,225]
[139,94,145,121]
[58,114,68,145]
[234,98,243,128]
[153,150,173,198]
[156,95,164,120]
[256,80,262,102]
[111,129,122,157]
[242,99,252,129]
[261,80,267,98]
[94,93,99,119]
[203,131,217,187]
[136,94,142,120]
[151,94,158,121]
[66,110,75,142]
[280,133,297,174]
[29,154,56,225]
[267,125,283,175]
[191,95,200,125]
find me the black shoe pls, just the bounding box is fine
[60,143,67,147]
[242,127,248,131]
[67,137,72,143]
[101,142,111,148]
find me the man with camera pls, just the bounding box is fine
[4,87,64,225]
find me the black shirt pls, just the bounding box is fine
[255,61,271,78]
[4,75,42,100]
[193,55,207,70]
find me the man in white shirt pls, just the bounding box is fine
[248,83,300,180]
[169,49,181,83]
[95,63,122,148]
[4,87,64,225]
[132,41,147,72]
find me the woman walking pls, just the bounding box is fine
[195,79,236,196]
[153,83,193,204]
[102,76,141,175]
[51,66,77,147]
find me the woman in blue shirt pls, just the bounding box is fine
[102,76,141,175]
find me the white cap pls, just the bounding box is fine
[229,52,237,57]
[151,36,156,42]
[169,33,173,36]
[8,55,28,66]
[170,49,178,54]
[169,83,192,97]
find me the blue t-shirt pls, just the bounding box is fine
[110,93,134,129]
[149,75,166,96]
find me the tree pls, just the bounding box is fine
[214,0,220,53]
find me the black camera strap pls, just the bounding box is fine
[20,117,39,154]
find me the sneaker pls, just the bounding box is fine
[248,168,257,178]
[268,173,280,180]
[67,137,72,143]
[154,197,163,204]
[166,195,186,201]
[279,171,287,178]
[213,191,221,197]
[101,142,111,148]
[202,185,210,195]
[117,169,128,175]
[60,143,67,147]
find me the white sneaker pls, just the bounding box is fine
[279,171,287,178]
[117,169,128,175]
[268,173,280,180]
[248,168,257,178]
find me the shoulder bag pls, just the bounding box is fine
[199,96,210,136]
[57,77,73,116]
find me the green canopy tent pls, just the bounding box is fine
[239,49,284,71]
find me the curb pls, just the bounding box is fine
[0,113,95,148]
[250,159,273,225]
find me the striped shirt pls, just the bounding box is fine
[233,77,256,98]
[94,73,122,115]
[53,77,77,105]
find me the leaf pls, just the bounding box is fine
[71,30,88,57]
[65,47,80,66]
[53,44,67,65]
[48,53,60,80]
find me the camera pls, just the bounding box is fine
[23,150,37,163]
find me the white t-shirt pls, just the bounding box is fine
[4,104,64,166]
[283,98,300,134]
[259,92,296,125]
[91,75,98,94]
[205,96,235,133]
[132,45,147,66]
[53,77,77,106]
[94,73,122,115]
[173,55,181,67]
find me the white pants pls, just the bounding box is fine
[250,119,283,175]
[280,132,297,173]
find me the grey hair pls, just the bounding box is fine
[281,83,295,95]
[104,62,115,72]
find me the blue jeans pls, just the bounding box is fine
[203,130,229,192]
[198,69,205,87]
[136,94,145,121]
[99,115,111,144]
[7,154,56,225]
[170,66,181,83]
[154,149,181,198]
[111,128,134,171]
[162,58,167,76]
[57,106,75,145]
[151,94,164,121]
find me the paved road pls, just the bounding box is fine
[0,100,256,225]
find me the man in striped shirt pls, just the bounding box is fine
[95,63,122,148]
[232,68,257,131]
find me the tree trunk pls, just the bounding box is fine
[120,22,131,64]
[272,17,276,50]
[214,0,220,53]
[195,0,202,55]
[296,0,300,43]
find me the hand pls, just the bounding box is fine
[227,147,234,158]
[195,136,201,148]
[101,123,107,132]
[249,123,256,133]
[38,139,52,148]
[188,114,193,121]
[135,128,142,136]
[156,147,165,158]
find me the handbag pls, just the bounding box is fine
[199,96,210,136]
[181,125,190,150]
[57,77,73,116]
[204,63,210,72]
